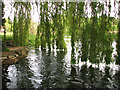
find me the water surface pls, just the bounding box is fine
[2,38,120,88]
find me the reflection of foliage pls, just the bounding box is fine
[68,64,119,88]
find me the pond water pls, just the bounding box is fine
[2,37,120,89]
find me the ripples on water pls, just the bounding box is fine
[2,38,120,88]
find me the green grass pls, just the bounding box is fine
[0,32,13,40]
[28,34,36,47]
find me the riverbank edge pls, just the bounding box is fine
[0,47,29,65]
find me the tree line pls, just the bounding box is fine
[1,1,120,64]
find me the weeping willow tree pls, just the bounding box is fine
[67,2,76,64]
[35,2,67,51]
[35,2,50,50]
[44,2,51,51]
[97,1,113,64]
[77,2,89,62]
[40,3,47,50]
[76,1,114,64]
[56,3,66,50]
[89,2,99,63]
[116,18,120,65]
[116,1,120,65]
[51,2,57,50]
[8,1,119,65]
[13,12,18,46]
[35,2,43,49]
[104,1,113,64]
[69,2,76,54]
[24,2,31,46]
[67,2,86,64]
[13,2,31,46]
[88,2,113,64]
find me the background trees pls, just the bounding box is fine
[1,1,119,64]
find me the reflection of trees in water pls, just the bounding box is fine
[40,50,67,88]
[68,62,119,88]
[2,66,10,89]
[2,49,119,88]
[114,70,120,88]
[2,58,34,88]
[15,58,34,88]
[55,51,67,88]
[39,51,51,88]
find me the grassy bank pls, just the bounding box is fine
[0,32,36,47]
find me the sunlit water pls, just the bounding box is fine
[2,37,120,88]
